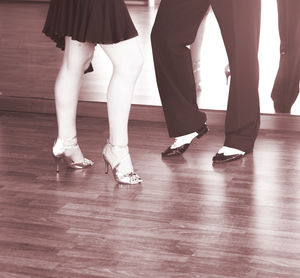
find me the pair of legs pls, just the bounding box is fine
[55,36,143,168]
[151,0,261,159]
[271,0,300,113]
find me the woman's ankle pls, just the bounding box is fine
[58,136,78,148]
[57,136,85,162]
[104,141,133,173]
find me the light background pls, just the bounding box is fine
[80,0,300,115]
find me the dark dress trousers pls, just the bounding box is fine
[151,0,261,153]
[271,0,300,113]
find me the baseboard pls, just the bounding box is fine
[1,96,300,132]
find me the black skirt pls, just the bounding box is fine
[43,0,138,50]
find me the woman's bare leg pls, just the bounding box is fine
[101,37,143,174]
[101,37,143,147]
[54,37,95,161]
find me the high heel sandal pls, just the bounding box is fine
[225,64,231,85]
[52,137,94,172]
[102,141,142,185]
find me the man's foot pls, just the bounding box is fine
[212,146,246,163]
[162,124,208,157]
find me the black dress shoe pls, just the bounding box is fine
[212,153,244,163]
[162,124,209,157]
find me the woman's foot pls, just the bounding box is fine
[53,137,94,172]
[102,141,142,185]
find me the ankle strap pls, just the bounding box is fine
[59,136,78,149]
[107,140,128,149]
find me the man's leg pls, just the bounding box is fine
[211,0,261,154]
[151,0,210,138]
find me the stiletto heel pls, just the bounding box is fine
[104,158,109,174]
[54,155,62,173]
[52,137,94,172]
[102,141,142,185]
[225,64,230,85]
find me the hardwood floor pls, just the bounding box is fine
[0,111,300,278]
[1,2,300,276]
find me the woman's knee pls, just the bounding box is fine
[115,48,144,77]
[63,40,95,74]
[132,49,144,74]
[62,52,94,75]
